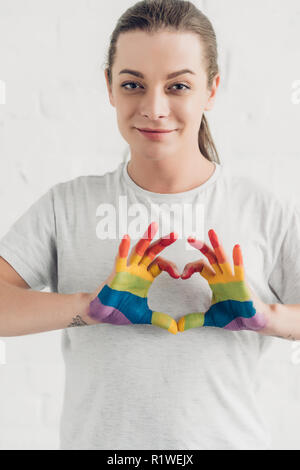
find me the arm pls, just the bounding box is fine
[0,279,93,337]
[258,303,300,341]
[0,221,180,337]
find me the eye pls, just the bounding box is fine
[121,82,141,90]
[172,83,190,91]
[121,81,190,91]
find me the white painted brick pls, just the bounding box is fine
[0,391,40,427]
[0,0,300,450]
[0,0,91,17]
[0,425,59,450]
[0,16,58,81]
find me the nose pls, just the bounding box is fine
[140,88,170,120]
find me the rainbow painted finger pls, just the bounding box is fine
[88,223,179,334]
[178,230,267,332]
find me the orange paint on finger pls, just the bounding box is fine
[233,244,243,266]
[135,222,159,256]
[208,229,219,249]
[119,235,130,258]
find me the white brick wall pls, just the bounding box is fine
[0,0,299,450]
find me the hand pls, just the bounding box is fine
[178,229,271,332]
[87,222,180,334]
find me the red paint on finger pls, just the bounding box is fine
[161,231,178,245]
[199,243,209,255]
[157,259,180,279]
[181,266,194,279]
[187,238,204,250]
[145,232,178,260]
[214,246,227,264]
[142,221,158,240]
[167,265,181,278]
[199,243,218,265]
[188,238,218,266]
[135,238,151,256]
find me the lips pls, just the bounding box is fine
[137,128,174,133]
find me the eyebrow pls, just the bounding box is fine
[118,68,196,79]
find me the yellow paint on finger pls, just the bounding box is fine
[148,263,162,278]
[130,264,154,281]
[152,311,178,335]
[219,261,233,277]
[115,257,127,271]
[129,252,142,265]
[207,263,234,284]
[139,255,153,269]
[234,265,244,282]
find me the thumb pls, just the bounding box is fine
[177,312,205,332]
[151,311,178,335]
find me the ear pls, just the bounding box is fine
[204,74,220,111]
[104,69,115,108]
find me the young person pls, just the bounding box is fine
[0,0,299,450]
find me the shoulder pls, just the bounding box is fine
[219,164,295,221]
[51,162,124,198]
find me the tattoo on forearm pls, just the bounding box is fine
[68,315,88,328]
[287,334,297,341]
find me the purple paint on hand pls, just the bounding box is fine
[88,296,132,325]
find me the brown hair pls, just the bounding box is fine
[104,0,220,164]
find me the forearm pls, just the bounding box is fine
[0,279,95,337]
[258,303,300,341]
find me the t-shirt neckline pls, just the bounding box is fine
[121,159,223,201]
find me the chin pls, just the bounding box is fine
[141,151,174,162]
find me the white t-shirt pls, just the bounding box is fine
[0,159,299,450]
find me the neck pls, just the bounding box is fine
[127,152,216,194]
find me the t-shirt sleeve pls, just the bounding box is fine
[268,200,300,304]
[0,186,58,291]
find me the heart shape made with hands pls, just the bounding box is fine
[87,222,268,335]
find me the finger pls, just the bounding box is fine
[208,229,233,277]
[148,256,181,279]
[115,234,131,272]
[139,231,178,268]
[151,311,178,335]
[233,244,245,281]
[177,313,205,332]
[187,237,223,275]
[181,260,216,282]
[128,222,158,265]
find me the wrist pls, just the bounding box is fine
[258,303,280,336]
[77,291,98,325]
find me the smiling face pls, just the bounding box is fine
[105,29,220,163]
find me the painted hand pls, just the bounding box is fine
[178,229,270,332]
[88,222,180,334]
